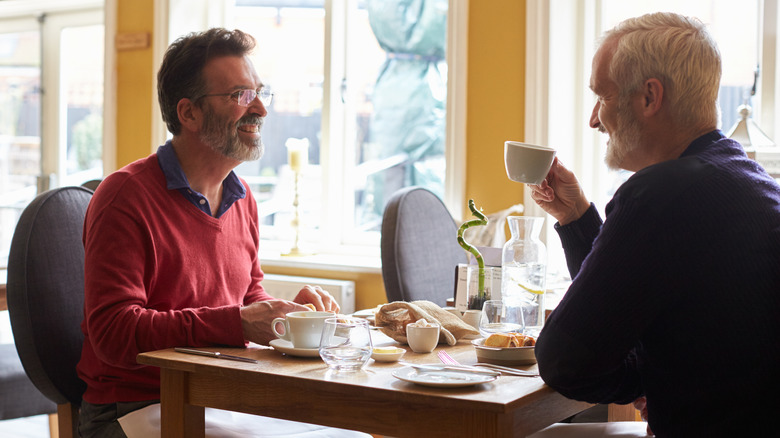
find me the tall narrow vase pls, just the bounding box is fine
[501,216,546,337]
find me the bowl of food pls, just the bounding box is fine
[472,333,537,366]
[371,346,405,363]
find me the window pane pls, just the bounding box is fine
[233,3,325,243]
[354,1,448,234]
[230,0,448,250]
[60,24,104,186]
[0,30,41,267]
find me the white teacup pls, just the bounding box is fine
[272,311,332,349]
[406,324,441,354]
[504,141,556,185]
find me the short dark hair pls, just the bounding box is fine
[157,28,256,135]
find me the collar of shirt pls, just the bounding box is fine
[156,140,246,218]
[680,129,725,157]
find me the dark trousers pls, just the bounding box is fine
[78,399,159,438]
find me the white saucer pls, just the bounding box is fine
[392,366,497,388]
[269,339,321,358]
[351,308,377,318]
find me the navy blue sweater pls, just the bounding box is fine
[535,130,780,437]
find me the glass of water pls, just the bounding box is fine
[478,300,525,339]
[319,317,373,371]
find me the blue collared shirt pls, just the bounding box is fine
[156,141,246,218]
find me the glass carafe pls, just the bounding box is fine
[501,216,546,337]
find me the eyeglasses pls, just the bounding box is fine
[194,87,273,107]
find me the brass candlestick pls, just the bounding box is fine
[286,169,306,256]
[283,139,311,257]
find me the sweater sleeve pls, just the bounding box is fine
[554,203,603,278]
[536,192,668,404]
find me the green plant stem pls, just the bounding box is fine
[457,199,488,296]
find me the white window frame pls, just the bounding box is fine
[152,0,468,263]
[0,0,106,190]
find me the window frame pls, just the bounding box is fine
[0,1,105,188]
[154,0,467,263]
[0,0,105,268]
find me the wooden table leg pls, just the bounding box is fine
[608,403,641,422]
[160,368,205,438]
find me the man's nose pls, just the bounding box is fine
[589,102,601,129]
[248,95,268,117]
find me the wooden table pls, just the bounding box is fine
[137,336,592,437]
[1,268,7,311]
[0,282,6,311]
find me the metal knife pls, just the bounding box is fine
[399,362,500,377]
[174,347,258,364]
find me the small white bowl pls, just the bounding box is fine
[371,346,405,362]
[406,324,440,353]
[471,338,537,365]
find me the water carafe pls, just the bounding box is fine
[501,216,546,337]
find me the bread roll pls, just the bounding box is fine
[485,332,536,348]
[485,333,517,348]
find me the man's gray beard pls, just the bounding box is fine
[604,100,642,171]
[200,115,265,162]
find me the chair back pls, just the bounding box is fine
[381,186,467,305]
[7,187,91,409]
[80,179,102,191]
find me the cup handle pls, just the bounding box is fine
[271,317,289,341]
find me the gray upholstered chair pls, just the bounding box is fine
[7,186,92,438]
[80,179,102,192]
[380,186,467,305]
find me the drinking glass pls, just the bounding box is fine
[478,300,525,339]
[319,317,373,371]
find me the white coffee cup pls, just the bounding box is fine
[504,141,556,185]
[406,324,441,353]
[272,311,332,349]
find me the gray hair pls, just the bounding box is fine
[602,12,721,129]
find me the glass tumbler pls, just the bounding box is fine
[478,300,525,339]
[319,317,373,371]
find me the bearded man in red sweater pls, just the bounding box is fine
[76,28,368,438]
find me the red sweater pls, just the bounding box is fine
[77,154,273,403]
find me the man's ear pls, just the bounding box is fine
[641,78,664,117]
[177,98,200,132]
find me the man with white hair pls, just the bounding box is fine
[531,12,780,437]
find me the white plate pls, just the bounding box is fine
[351,308,378,318]
[392,366,498,388]
[269,339,321,358]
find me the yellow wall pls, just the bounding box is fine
[113,0,526,310]
[115,0,156,167]
[466,0,526,216]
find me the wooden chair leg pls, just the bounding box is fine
[48,413,59,438]
[56,403,78,438]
